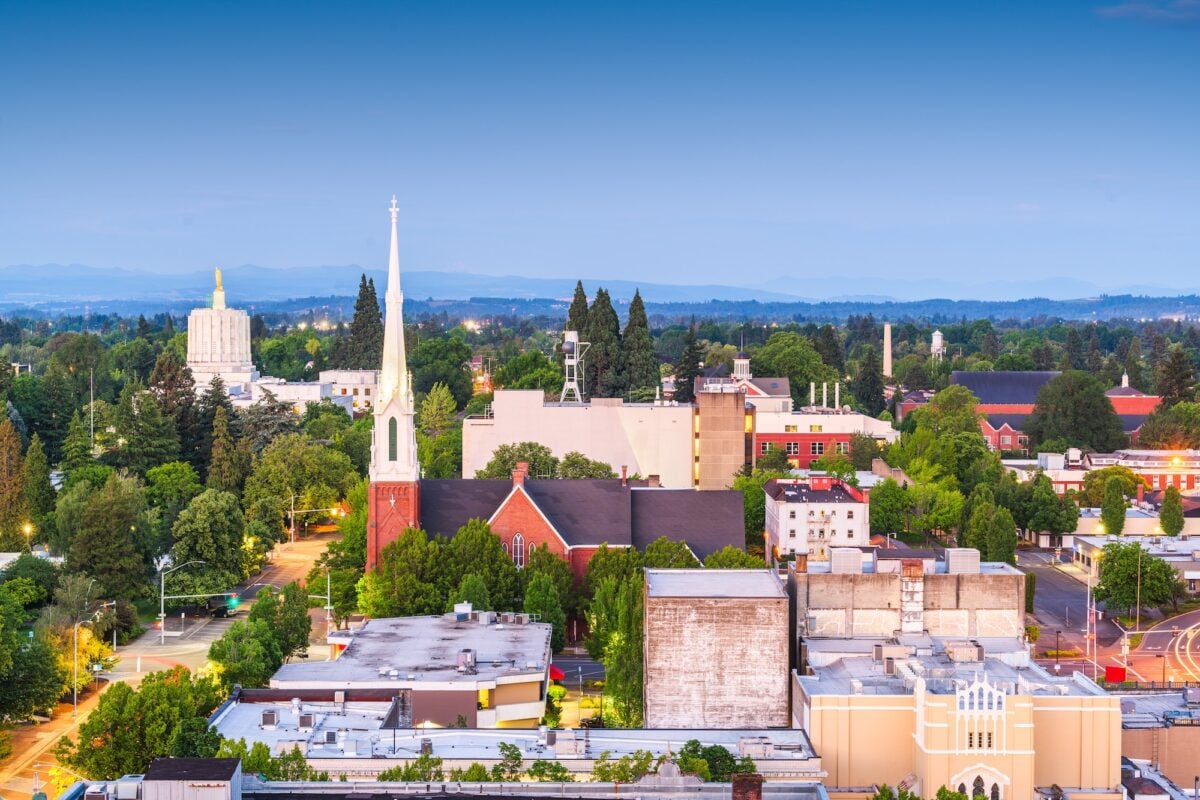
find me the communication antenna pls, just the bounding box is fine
[559,330,591,403]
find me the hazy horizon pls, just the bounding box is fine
[2,1,1197,292]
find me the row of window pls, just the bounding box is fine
[338,387,373,396]
[783,424,827,433]
[760,441,849,456]
[788,529,854,539]
[965,731,995,749]
[502,533,530,568]
[789,509,854,519]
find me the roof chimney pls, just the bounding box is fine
[621,465,628,487]
[512,461,529,487]
[648,474,661,488]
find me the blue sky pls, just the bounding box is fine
[0,0,1197,297]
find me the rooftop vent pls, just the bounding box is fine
[421,738,433,755]
[324,730,338,745]
[260,710,278,729]
[298,713,315,731]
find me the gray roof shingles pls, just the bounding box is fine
[950,371,1060,405]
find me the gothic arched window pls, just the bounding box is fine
[388,417,398,461]
[990,784,1000,800]
[958,786,967,797]
[513,533,526,568]
[973,777,986,798]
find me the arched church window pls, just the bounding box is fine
[990,784,1000,800]
[388,417,398,461]
[973,777,986,798]
[513,533,526,568]
[958,786,967,797]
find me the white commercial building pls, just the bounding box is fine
[462,390,694,486]
[319,369,380,412]
[764,477,870,562]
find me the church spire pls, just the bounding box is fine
[378,195,410,408]
[370,195,419,485]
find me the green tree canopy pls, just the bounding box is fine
[1101,475,1128,537]
[476,441,559,479]
[1025,371,1127,451]
[1094,541,1180,613]
[523,572,566,651]
[622,290,659,395]
[170,489,245,592]
[1080,466,1145,507]
[751,332,839,409]
[703,545,764,568]
[1160,485,1185,537]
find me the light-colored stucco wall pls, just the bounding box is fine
[462,391,693,486]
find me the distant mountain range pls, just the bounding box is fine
[2,263,1200,322]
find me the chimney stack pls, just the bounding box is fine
[512,461,529,487]
[883,322,893,378]
[732,774,764,800]
[648,474,661,488]
[822,382,828,409]
[621,465,628,487]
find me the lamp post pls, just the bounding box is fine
[72,579,97,719]
[1055,630,1062,669]
[308,569,335,658]
[160,560,207,645]
[1136,542,1145,633]
[288,497,342,544]
[1157,654,1166,686]
[22,522,33,552]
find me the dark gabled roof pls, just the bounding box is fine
[523,480,634,547]
[419,479,511,538]
[982,413,1031,431]
[630,489,744,560]
[950,371,1060,404]
[1107,386,1150,397]
[144,758,240,781]
[748,377,790,397]
[764,479,861,504]
[1119,414,1149,432]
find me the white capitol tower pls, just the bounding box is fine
[186,268,260,389]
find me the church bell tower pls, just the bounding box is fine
[366,196,421,570]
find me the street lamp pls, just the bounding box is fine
[72,579,98,719]
[288,495,342,544]
[1055,630,1062,670]
[22,521,33,551]
[160,560,207,645]
[1157,654,1166,686]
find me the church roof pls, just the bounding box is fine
[950,371,1060,405]
[417,479,742,556]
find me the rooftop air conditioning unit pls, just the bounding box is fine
[85,790,109,800]
[298,713,315,731]
[261,710,278,728]
[421,738,433,755]
[884,657,897,675]
[324,730,338,745]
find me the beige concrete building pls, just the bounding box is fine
[793,639,1122,800]
[1119,691,1200,790]
[186,269,260,389]
[790,549,1027,643]
[643,569,790,728]
[462,390,695,486]
[694,387,749,489]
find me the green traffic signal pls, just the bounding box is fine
[227,594,240,609]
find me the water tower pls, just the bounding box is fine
[559,330,591,403]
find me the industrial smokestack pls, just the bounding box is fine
[810,382,815,407]
[822,383,828,409]
[883,322,893,378]
[835,382,840,409]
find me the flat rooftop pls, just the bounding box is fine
[645,569,785,599]
[1076,534,1200,558]
[211,699,818,766]
[271,614,551,688]
[797,639,1104,698]
[800,559,1022,576]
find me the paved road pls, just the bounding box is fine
[0,533,335,799]
[552,654,605,685]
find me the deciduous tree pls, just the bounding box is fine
[703,546,763,568]
[1101,475,1127,537]
[1025,371,1127,451]
[523,572,566,651]
[1161,484,1184,537]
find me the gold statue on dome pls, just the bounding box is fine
[215,267,224,292]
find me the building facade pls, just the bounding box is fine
[754,411,899,470]
[764,478,869,563]
[319,369,381,413]
[643,569,790,729]
[185,269,260,389]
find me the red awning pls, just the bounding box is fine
[549,665,565,681]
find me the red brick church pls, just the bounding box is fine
[366,198,742,576]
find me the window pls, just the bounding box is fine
[388,417,398,461]
[836,441,849,454]
[784,425,798,433]
[760,442,771,455]
[789,510,796,519]
[967,732,974,749]
[341,388,347,395]
[847,532,854,538]
[353,388,360,396]
[365,388,371,395]
[786,442,799,455]
[512,533,526,568]
[986,732,993,748]
[811,442,825,456]
[1000,435,1011,446]
[809,425,823,433]
[973,777,986,798]
[847,510,854,519]
[789,531,796,538]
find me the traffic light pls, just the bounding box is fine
[227,594,240,610]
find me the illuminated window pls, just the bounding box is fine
[809,425,823,433]
[784,425,798,433]
[388,417,397,461]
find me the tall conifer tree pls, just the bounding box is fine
[0,419,27,550]
[207,406,249,495]
[584,288,623,398]
[850,345,886,415]
[345,275,384,369]
[149,348,200,467]
[621,290,658,395]
[22,433,55,533]
[672,326,705,404]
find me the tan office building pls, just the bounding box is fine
[793,641,1122,800]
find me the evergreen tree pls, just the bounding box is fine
[149,349,200,467]
[0,420,27,550]
[1101,476,1127,537]
[67,473,149,599]
[1025,371,1126,451]
[621,290,658,395]
[1086,330,1103,373]
[417,382,458,438]
[850,345,886,415]
[1161,484,1184,537]
[584,288,623,398]
[194,375,234,476]
[22,433,55,534]
[1125,337,1147,391]
[60,410,93,474]
[523,572,566,652]
[672,326,705,404]
[984,507,1017,564]
[346,275,383,369]
[112,384,180,475]
[815,325,844,373]
[442,519,520,611]
[206,407,249,494]
[37,368,74,462]
[1063,329,1085,370]
[1156,345,1195,407]
[136,314,152,339]
[565,281,590,336]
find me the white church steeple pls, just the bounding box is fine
[370,195,419,482]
